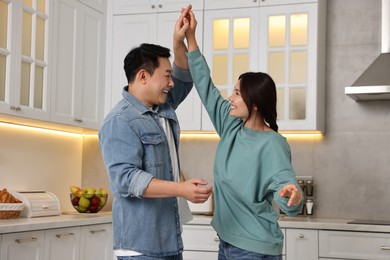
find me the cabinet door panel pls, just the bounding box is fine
[80,224,113,260]
[182,225,219,252]
[0,231,45,260]
[44,227,80,260]
[286,229,318,260]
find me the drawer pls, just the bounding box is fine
[183,250,218,260]
[319,230,390,260]
[182,225,219,252]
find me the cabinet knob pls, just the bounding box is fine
[74,118,83,123]
[299,234,304,238]
[158,4,162,8]
[214,237,220,242]
[15,106,21,111]
[15,237,38,243]
[151,5,155,9]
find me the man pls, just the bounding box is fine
[99,7,212,260]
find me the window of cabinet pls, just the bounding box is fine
[0,0,53,121]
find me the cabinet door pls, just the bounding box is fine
[182,224,219,252]
[0,0,53,121]
[78,0,106,13]
[203,8,259,130]
[286,229,318,260]
[80,224,113,260]
[44,227,81,260]
[183,251,219,260]
[258,2,326,132]
[51,0,105,129]
[0,230,45,260]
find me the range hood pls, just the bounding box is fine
[345,0,390,101]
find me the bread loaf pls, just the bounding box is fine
[0,188,22,203]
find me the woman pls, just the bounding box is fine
[183,9,304,260]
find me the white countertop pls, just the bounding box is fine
[188,215,390,233]
[0,211,112,234]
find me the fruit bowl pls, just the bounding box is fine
[69,186,108,213]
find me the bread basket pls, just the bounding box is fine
[0,203,25,219]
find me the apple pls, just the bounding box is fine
[94,189,102,197]
[88,205,99,213]
[100,188,108,195]
[90,196,100,206]
[83,187,95,199]
[71,196,79,206]
[78,196,90,208]
[75,189,84,198]
[77,206,87,213]
[99,196,107,207]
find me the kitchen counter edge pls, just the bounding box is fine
[0,211,112,234]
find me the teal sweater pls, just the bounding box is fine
[187,49,303,255]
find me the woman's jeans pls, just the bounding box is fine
[218,238,282,260]
[117,254,182,260]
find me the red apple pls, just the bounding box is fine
[71,196,79,206]
[88,205,99,213]
[90,196,100,206]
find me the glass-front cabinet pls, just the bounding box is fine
[202,0,326,133]
[0,0,53,121]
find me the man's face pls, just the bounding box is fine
[142,57,174,107]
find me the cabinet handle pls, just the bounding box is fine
[381,246,390,250]
[10,105,21,111]
[15,106,21,111]
[56,232,74,238]
[90,229,106,234]
[151,5,155,9]
[214,237,220,242]
[299,234,304,238]
[15,237,38,243]
[10,105,15,110]
[158,4,162,8]
[74,118,83,123]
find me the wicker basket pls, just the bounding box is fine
[0,203,24,219]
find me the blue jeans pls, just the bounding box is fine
[117,254,182,260]
[218,239,282,260]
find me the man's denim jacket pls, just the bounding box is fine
[99,64,193,257]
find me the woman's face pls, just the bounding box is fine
[228,80,249,121]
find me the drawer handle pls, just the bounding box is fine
[214,237,220,242]
[15,237,38,243]
[381,246,390,250]
[56,232,74,238]
[74,118,83,123]
[299,234,304,239]
[90,229,106,234]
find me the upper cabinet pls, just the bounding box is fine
[0,0,53,121]
[51,0,106,129]
[202,0,326,132]
[107,1,203,130]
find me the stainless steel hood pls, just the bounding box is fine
[345,0,390,101]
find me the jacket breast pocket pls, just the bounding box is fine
[140,133,165,174]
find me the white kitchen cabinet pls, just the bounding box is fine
[51,0,105,130]
[80,223,113,260]
[258,1,326,132]
[44,227,80,260]
[0,0,53,121]
[286,228,318,260]
[204,0,260,10]
[202,1,326,132]
[182,224,219,259]
[319,230,390,260]
[108,9,203,130]
[0,230,45,260]
[112,0,204,15]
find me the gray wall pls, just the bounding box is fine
[83,0,390,220]
[179,0,390,220]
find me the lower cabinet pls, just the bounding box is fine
[182,224,219,259]
[319,230,390,260]
[285,229,318,260]
[0,224,112,260]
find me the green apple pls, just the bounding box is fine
[99,196,107,207]
[78,196,90,208]
[83,187,95,199]
[77,206,87,213]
